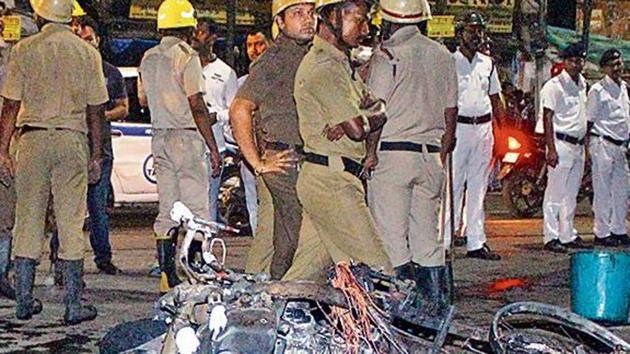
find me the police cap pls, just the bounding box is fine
[559,42,587,59]
[600,48,622,67]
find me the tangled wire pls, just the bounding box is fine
[328,262,407,354]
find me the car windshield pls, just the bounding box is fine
[124,75,151,124]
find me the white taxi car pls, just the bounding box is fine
[110,67,157,206]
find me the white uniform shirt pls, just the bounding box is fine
[587,75,630,141]
[453,50,501,117]
[537,70,588,138]
[202,58,238,152]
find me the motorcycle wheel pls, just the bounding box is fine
[501,172,544,218]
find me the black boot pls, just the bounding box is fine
[394,262,416,282]
[0,238,16,299]
[15,257,43,320]
[157,228,181,294]
[63,260,97,325]
[414,264,451,316]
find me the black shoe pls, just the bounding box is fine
[15,258,43,320]
[96,261,122,275]
[394,262,416,282]
[544,239,567,253]
[454,236,467,247]
[413,265,451,316]
[562,236,592,249]
[594,236,620,247]
[612,233,630,246]
[466,244,501,261]
[63,260,97,325]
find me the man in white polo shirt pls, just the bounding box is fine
[443,11,504,261]
[587,48,630,247]
[191,19,238,222]
[540,43,592,253]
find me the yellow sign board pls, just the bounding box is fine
[437,0,515,34]
[2,15,21,42]
[428,16,456,38]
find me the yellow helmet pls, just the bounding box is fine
[379,0,431,24]
[72,0,85,17]
[30,0,73,23]
[157,0,197,30]
[272,0,316,17]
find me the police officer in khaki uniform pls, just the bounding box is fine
[366,0,457,309]
[0,0,107,324]
[138,0,221,293]
[230,0,319,280]
[285,0,393,279]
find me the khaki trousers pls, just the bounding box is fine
[368,149,445,268]
[13,130,88,261]
[284,162,393,279]
[245,176,274,273]
[246,175,331,282]
[152,129,209,238]
[0,180,15,240]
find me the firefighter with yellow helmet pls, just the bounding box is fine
[366,0,457,313]
[283,0,393,280]
[137,0,221,293]
[0,0,108,324]
[71,0,85,33]
[230,0,321,280]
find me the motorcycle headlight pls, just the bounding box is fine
[508,136,522,151]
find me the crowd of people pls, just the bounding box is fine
[0,0,627,327]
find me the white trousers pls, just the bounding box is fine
[590,137,628,238]
[543,140,584,244]
[443,122,493,251]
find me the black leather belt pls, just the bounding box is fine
[556,132,585,145]
[380,141,440,153]
[263,141,304,153]
[589,132,628,147]
[304,152,363,179]
[20,125,67,134]
[457,113,491,125]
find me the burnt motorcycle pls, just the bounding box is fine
[99,202,630,354]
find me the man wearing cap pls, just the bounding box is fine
[540,43,591,253]
[284,0,393,279]
[0,0,106,324]
[138,0,221,293]
[443,11,503,261]
[230,0,318,280]
[366,0,457,308]
[587,48,630,247]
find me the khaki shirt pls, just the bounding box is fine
[295,36,368,162]
[235,34,309,146]
[367,26,457,146]
[1,23,108,134]
[138,36,204,129]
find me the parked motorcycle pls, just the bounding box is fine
[496,129,592,218]
[217,146,251,235]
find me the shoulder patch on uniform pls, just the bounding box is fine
[177,42,197,56]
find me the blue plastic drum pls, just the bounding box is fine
[571,250,630,324]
